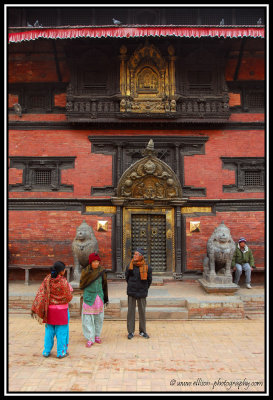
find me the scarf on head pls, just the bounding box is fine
[31,274,73,324]
[129,258,148,280]
[79,265,109,303]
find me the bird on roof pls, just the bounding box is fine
[13,103,22,117]
[220,18,225,25]
[34,20,42,27]
[257,18,262,25]
[112,18,122,26]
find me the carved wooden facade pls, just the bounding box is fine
[7,6,265,281]
[65,39,231,123]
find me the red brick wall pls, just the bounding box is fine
[225,56,265,81]
[9,130,113,198]
[9,129,264,200]
[9,55,70,83]
[8,211,113,269]
[183,129,264,200]
[185,211,264,270]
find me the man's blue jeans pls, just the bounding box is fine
[234,263,252,284]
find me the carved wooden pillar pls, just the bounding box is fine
[174,205,183,279]
[168,45,176,100]
[174,142,180,181]
[111,199,124,277]
[119,45,127,98]
[116,145,122,184]
[115,205,122,274]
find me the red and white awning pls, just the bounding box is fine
[8,26,265,43]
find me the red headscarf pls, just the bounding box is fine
[89,253,101,264]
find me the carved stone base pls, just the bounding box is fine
[116,272,125,280]
[70,280,81,290]
[199,278,239,295]
[173,273,184,280]
[202,271,233,285]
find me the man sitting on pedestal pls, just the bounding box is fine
[232,237,256,289]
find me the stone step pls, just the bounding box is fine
[120,298,187,308]
[120,306,188,320]
[245,311,264,320]
[8,293,264,320]
[151,277,164,286]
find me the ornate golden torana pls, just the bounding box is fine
[119,41,176,113]
[117,139,182,201]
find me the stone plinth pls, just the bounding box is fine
[199,278,239,295]
[70,280,81,290]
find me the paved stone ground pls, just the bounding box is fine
[8,279,265,299]
[6,315,266,394]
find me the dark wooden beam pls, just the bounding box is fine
[233,37,247,81]
[52,41,62,82]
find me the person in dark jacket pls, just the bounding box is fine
[231,237,256,289]
[125,248,152,339]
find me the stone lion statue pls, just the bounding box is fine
[203,222,236,278]
[71,220,98,285]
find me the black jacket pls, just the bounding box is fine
[125,264,152,298]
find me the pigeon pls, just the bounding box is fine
[34,20,42,27]
[112,18,122,25]
[13,103,22,117]
[27,22,33,27]
[220,18,225,25]
[257,18,262,25]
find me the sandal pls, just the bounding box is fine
[57,353,68,359]
[86,340,94,348]
[95,336,102,344]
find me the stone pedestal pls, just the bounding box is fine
[199,272,239,294]
[70,280,80,290]
[69,286,83,316]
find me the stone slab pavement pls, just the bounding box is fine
[6,314,267,394]
[8,279,265,300]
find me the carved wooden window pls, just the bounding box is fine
[82,69,107,94]
[244,170,263,186]
[243,89,264,111]
[9,157,76,192]
[221,157,264,193]
[227,81,264,112]
[176,47,230,120]
[34,169,52,186]
[188,70,213,93]
[9,83,67,114]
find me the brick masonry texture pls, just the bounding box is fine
[9,53,264,84]
[185,212,264,270]
[8,211,113,270]
[9,129,264,200]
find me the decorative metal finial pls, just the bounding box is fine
[142,139,157,157]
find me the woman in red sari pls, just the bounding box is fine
[31,261,73,358]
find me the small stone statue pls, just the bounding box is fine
[71,220,98,287]
[203,222,236,282]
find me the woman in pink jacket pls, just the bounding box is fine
[31,261,73,358]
